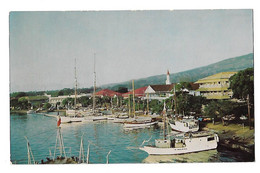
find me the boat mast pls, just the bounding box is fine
[74,59,77,116]
[24,136,35,164]
[128,93,131,116]
[132,80,135,118]
[146,93,149,115]
[174,84,177,115]
[53,116,66,159]
[163,102,167,140]
[93,53,96,114]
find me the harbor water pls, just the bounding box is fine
[10,113,254,164]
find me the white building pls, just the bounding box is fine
[49,93,91,106]
[144,84,174,101]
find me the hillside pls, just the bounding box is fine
[102,53,254,90]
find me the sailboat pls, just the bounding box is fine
[90,54,108,121]
[168,84,199,132]
[61,59,85,123]
[139,102,219,155]
[123,80,158,129]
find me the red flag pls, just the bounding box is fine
[57,116,61,127]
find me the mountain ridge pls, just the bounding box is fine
[101,53,254,90]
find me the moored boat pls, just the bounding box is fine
[123,120,158,129]
[169,117,199,132]
[139,102,219,155]
[139,131,219,155]
[27,110,36,114]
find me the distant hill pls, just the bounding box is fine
[101,53,254,90]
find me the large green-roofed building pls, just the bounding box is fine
[195,72,237,99]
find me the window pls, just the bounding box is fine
[207,137,215,141]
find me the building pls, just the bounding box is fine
[195,72,237,99]
[180,83,200,96]
[122,86,148,98]
[48,93,91,106]
[143,70,174,101]
[95,89,122,98]
[144,84,174,101]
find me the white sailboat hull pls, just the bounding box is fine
[140,133,219,155]
[60,116,84,123]
[92,116,108,121]
[139,143,217,155]
[169,121,199,132]
[123,121,158,128]
[27,110,36,114]
[61,115,110,123]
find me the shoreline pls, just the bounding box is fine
[10,109,66,115]
[202,122,254,156]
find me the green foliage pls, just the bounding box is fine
[18,97,29,109]
[175,92,206,115]
[10,98,19,108]
[165,97,173,110]
[43,103,51,109]
[116,87,128,93]
[11,92,27,98]
[175,82,192,92]
[27,96,48,101]
[149,100,163,114]
[62,97,74,106]
[229,68,254,102]
[203,100,240,119]
[11,91,46,97]
[58,90,64,96]
[78,96,91,107]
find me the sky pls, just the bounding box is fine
[9,10,253,92]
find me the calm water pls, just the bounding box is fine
[10,113,253,164]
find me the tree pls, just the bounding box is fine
[149,100,163,114]
[78,96,91,107]
[58,90,64,96]
[203,100,239,120]
[116,87,128,93]
[229,68,254,103]
[175,92,206,115]
[229,68,254,129]
[18,97,29,109]
[43,103,51,109]
[12,92,27,98]
[175,82,192,92]
[62,98,74,107]
[10,98,19,109]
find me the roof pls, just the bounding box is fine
[95,89,122,97]
[122,86,148,97]
[195,72,237,84]
[190,83,199,90]
[149,84,174,92]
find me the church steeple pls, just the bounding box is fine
[166,70,171,85]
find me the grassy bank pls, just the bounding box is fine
[203,122,254,154]
[10,110,28,114]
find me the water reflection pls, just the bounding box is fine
[143,149,218,163]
